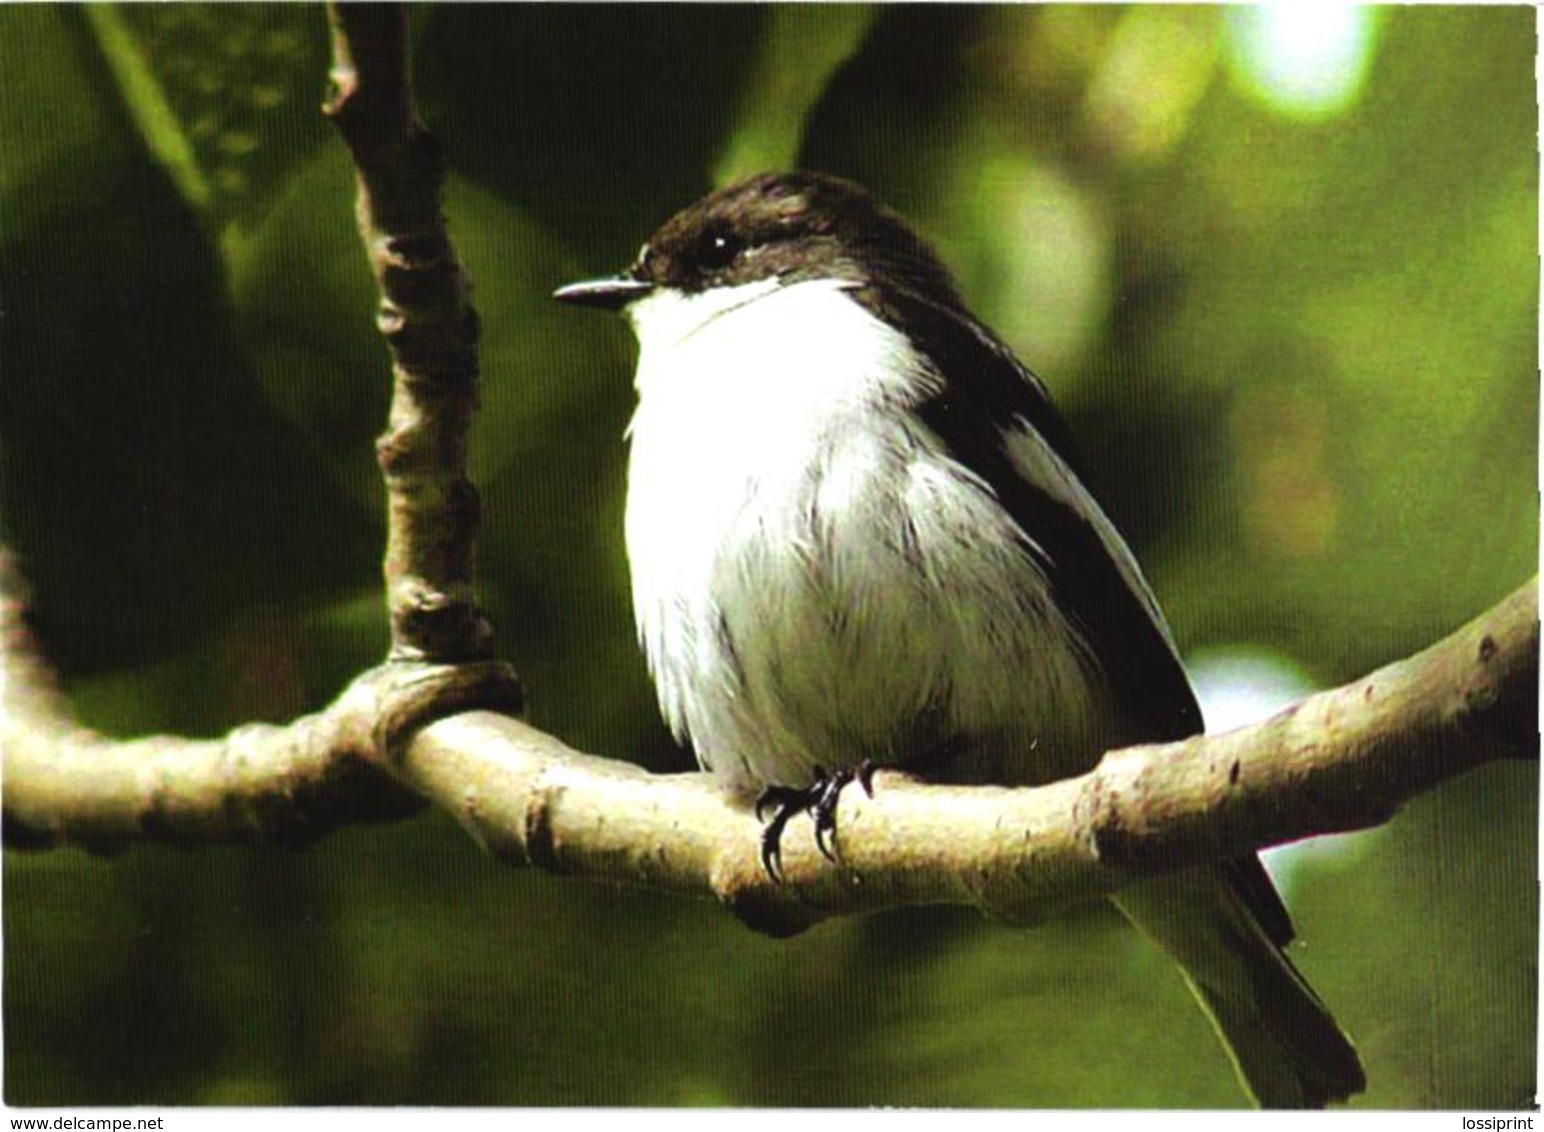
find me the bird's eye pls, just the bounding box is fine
[698,229,743,271]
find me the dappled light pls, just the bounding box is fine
[1226,4,1382,121]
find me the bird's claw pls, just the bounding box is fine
[754,759,877,882]
[755,785,808,880]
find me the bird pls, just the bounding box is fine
[553,170,1365,1108]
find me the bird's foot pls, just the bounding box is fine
[754,760,876,882]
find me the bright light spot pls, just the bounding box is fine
[1226,4,1380,119]
[1189,647,1379,896]
[1191,647,1313,735]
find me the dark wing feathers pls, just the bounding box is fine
[855,283,1294,949]
[860,283,1201,742]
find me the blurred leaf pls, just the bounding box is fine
[82,4,212,215]
[79,3,330,236]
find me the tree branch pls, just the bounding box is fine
[385,577,1539,935]
[0,2,1533,946]
[0,550,512,852]
[6,558,1534,937]
[1,3,521,851]
[323,3,495,665]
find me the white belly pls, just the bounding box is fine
[623,280,1101,792]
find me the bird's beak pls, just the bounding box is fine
[552,276,655,311]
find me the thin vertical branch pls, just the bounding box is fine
[323,3,495,665]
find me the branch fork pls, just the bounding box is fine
[1,5,1535,950]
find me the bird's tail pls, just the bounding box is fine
[1113,865,1366,1109]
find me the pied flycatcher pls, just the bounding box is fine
[555,171,1364,1108]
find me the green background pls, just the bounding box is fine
[1,3,1536,1107]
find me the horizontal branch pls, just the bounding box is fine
[396,578,1537,934]
[6,559,1534,937]
[0,550,509,852]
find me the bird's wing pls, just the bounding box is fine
[861,284,1293,947]
[865,284,1199,741]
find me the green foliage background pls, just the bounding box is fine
[1,3,1536,1108]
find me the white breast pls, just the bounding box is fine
[623,279,1100,793]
